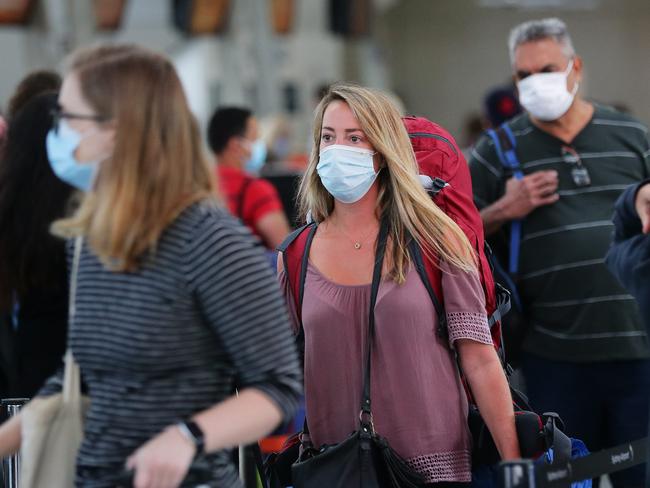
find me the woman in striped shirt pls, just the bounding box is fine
[0,44,301,488]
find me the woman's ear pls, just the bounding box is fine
[98,125,116,158]
[373,153,384,172]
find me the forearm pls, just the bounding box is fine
[480,199,512,236]
[460,347,520,459]
[479,171,560,236]
[256,211,291,250]
[192,388,283,453]
[0,414,22,458]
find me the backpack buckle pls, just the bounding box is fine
[418,175,449,196]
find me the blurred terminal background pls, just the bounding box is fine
[0,0,649,182]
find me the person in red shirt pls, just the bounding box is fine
[207,107,290,249]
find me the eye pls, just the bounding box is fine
[350,135,362,143]
[321,134,333,143]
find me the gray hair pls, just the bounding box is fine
[508,18,575,66]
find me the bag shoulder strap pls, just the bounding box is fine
[236,176,255,221]
[301,221,388,438]
[63,236,84,403]
[277,222,318,325]
[408,241,447,339]
[361,219,389,426]
[486,123,523,178]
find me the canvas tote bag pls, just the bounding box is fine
[20,236,88,488]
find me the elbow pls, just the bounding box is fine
[252,374,303,426]
[457,340,501,378]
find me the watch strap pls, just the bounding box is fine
[177,419,205,455]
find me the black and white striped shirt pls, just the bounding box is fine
[39,201,302,487]
[469,104,650,362]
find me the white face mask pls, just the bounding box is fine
[317,145,379,204]
[517,59,579,122]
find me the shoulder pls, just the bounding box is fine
[470,113,532,160]
[216,166,246,195]
[247,178,280,198]
[172,198,254,248]
[506,112,533,132]
[243,179,284,221]
[174,198,232,228]
[590,104,649,137]
[468,133,502,180]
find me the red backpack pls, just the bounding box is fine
[403,115,508,354]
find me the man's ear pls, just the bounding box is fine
[225,136,243,156]
[573,55,584,80]
[224,137,236,152]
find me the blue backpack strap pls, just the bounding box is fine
[486,123,523,276]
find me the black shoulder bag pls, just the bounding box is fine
[290,220,426,488]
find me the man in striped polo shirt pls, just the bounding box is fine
[469,18,650,487]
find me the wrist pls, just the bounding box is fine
[494,196,516,222]
[175,419,205,456]
[633,180,650,209]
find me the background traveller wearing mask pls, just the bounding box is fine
[468,18,650,488]
[207,107,291,250]
[0,44,302,488]
[0,93,74,401]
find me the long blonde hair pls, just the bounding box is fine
[53,44,214,271]
[299,82,476,283]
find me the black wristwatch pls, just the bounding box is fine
[176,419,205,455]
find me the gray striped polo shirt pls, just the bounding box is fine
[469,105,650,362]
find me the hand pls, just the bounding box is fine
[635,183,650,234]
[0,116,7,142]
[126,425,196,488]
[499,170,559,220]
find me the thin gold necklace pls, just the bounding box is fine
[331,218,378,250]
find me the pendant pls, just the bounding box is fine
[354,242,362,250]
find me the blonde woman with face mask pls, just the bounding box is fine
[278,83,520,486]
[0,44,302,488]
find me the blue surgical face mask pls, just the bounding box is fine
[317,144,378,204]
[46,120,99,191]
[244,139,267,174]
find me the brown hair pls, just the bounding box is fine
[299,82,476,283]
[8,70,61,119]
[53,44,214,271]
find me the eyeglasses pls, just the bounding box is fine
[50,105,108,134]
[561,145,591,187]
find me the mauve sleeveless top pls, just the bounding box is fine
[279,260,492,483]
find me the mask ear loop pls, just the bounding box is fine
[565,59,579,97]
[564,58,575,75]
[372,153,385,178]
[77,124,114,166]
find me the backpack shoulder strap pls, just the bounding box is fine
[486,123,523,180]
[277,222,318,324]
[236,176,255,221]
[486,123,524,276]
[408,240,447,339]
